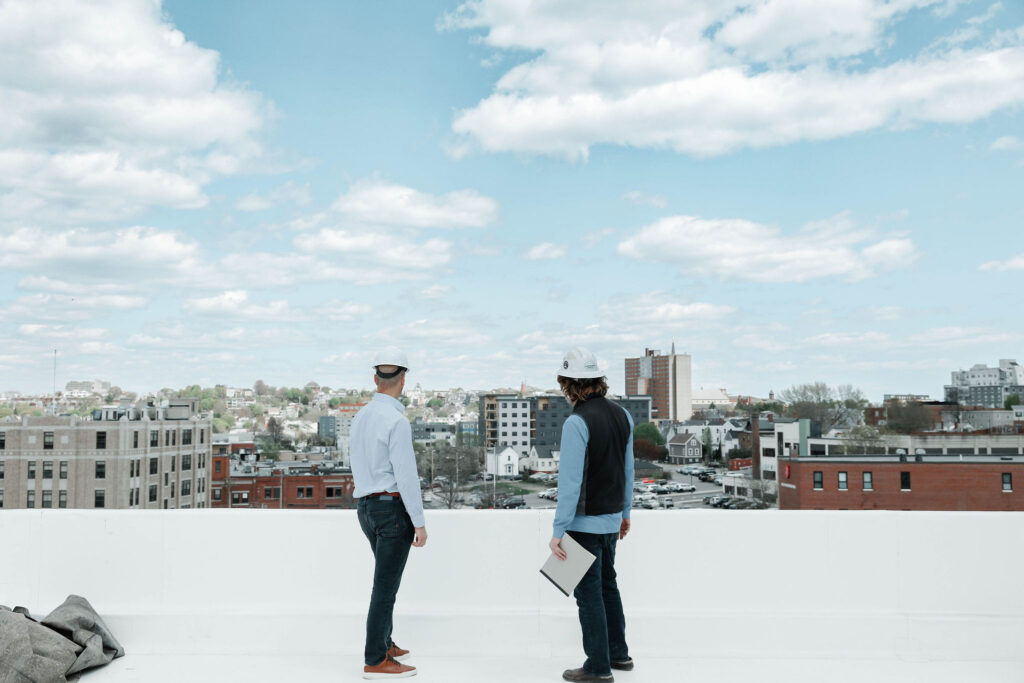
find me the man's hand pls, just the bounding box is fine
[549,536,567,561]
[619,519,631,541]
[412,527,427,548]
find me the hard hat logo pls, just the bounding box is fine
[558,346,605,379]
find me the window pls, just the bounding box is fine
[42,490,52,508]
[95,461,106,479]
[27,490,35,508]
[171,456,176,472]
[200,429,205,444]
[149,485,157,502]
[150,430,159,447]
[96,431,106,449]
[94,490,105,508]
[150,457,158,475]
[181,481,191,496]
[43,461,53,479]
[900,471,911,491]
[0,431,5,449]
[182,454,191,471]
[0,489,3,507]
[1003,473,1013,492]
[863,472,873,491]
[297,486,313,499]
[59,490,67,508]
[213,489,222,501]
[838,472,848,490]
[172,430,177,446]
[215,460,222,474]
[231,491,249,505]
[164,473,169,486]
[0,460,3,479]
[265,487,280,499]
[133,431,139,449]
[182,429,192,445]
[813,471,823,490]
[28,461,36,479]
[44,432,54,450]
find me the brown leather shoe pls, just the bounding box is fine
[387,643,410,662]
[363,655,417,679]
[611,658,634,671]
[562,667,613,681]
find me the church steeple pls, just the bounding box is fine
[671,339,676,355]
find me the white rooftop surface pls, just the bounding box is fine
[3,509,1022,683]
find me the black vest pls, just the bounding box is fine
[572,395,630,516]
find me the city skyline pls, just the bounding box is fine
[2,1,1023,400]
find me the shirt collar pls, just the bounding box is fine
[373,392,406,414]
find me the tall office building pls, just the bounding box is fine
[944,359,1024,409]
[0,398,212,510]
[625,344,692,422]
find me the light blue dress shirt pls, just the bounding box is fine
[350,392,426,528]
[552,407,635,539]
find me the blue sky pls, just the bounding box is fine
[1,0,1022,400]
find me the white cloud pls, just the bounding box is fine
[617,213,916,282]
[331,179,498,229]
[418,284,453,299]
[18,324,109,340]
[623,191,667,209]
[0,0,271,224]
[444,0,1024,158]
[979,253,1024,271]
[296,229,453,273]
[325,300,372,321]
[599,293,735,326]
[525,242,567,260]
[184,290,292,319]
[991,135,1023,151]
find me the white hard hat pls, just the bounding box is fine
[558,347,604,379]
[372,346,409,374]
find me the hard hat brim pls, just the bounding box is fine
[557,368,606,379]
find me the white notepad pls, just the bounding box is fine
[539,533,597,597]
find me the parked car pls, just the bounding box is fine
[659,497,675,508]
[500,496,526,509]
[641,499,657,509]
[664,482,681,493]
[702,495,715,505]
[637,492,657,502]
[713,497,734,508]
[677,484,697,493]
[653,485,669,495]
[631,498,644,509]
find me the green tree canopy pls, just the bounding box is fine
[633,422,664,446]
[1005,394,1022,410]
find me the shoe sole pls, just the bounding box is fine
[611,661,634,671]
[363,670,416,679]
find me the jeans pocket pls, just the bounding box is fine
[371,507,400,537]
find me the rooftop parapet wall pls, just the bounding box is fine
[1,510,1021,667]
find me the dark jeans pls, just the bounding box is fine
[357,496,414,666]
[567,530,629,676]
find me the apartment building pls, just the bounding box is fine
[944,359,1024,408]
[624,344,692,422]
[0,398,212,510]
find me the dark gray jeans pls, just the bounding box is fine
[357,495,414,666]
[567,530,629,676]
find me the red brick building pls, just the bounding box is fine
[210,458,354,509]
[624,346,692,422]
[778,456,1023,511]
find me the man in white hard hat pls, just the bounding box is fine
[549,347,635,682]
[350,347,427,680]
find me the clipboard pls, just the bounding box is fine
[539,533,597,597]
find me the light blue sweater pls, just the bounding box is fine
[552,408,635,538]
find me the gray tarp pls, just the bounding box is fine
[0,596,124,683]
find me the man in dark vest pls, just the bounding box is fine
[549,347,636,682]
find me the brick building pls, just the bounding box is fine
[0,399,212,510]
[778,455,1024,511]
[210,457,353,509]
[624,345,692,422]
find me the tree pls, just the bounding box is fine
[634,439,662,461]
[254,380,269,396]
[701,427,713,460]
[426,398,444,409]
[633,422,665,446]
[842,425,886,454]
[1006,394,1022,410]
[266,417,283,446]
[418,444,483,509]
[885,400,933,433]
[778,382,867,432]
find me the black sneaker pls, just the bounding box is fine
[610,658,634,671]
[562,667,613,681]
